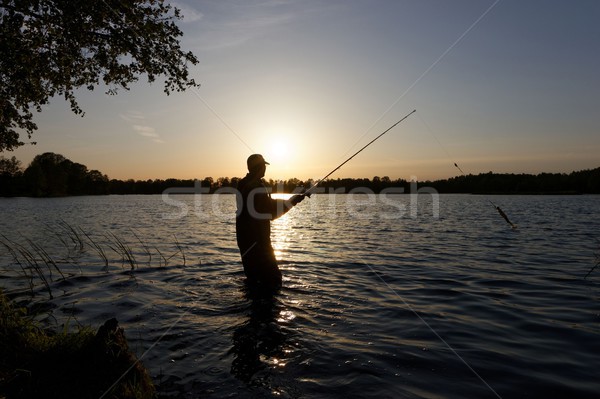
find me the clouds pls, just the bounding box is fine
[182,0,303,52]
[16,1,598,181]
[120,111,164,144]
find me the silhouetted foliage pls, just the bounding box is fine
[4,152,109,197]
[0,155,21,175]
[421,169,600,194]
[0,155,23,196]
[1,152,599,197]
[0,0,199,151]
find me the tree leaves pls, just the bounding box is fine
[0,0,199,151]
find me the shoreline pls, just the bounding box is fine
[0,290,156,399]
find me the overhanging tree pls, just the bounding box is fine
[0,155,21,175]
[0,0,199,151]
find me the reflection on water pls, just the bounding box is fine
[230,192,296,392]
[230,287,287,390]
[1,194,600,398]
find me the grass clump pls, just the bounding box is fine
[0,290,155,399]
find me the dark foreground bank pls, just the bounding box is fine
[0,290,155,399]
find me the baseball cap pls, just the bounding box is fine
[247,154,270,171]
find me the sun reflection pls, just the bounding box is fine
[277,309,296,323]
[271,203,295,262]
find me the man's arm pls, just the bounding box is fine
[253,192,305,220]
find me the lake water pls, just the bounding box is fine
[1,194,599,398]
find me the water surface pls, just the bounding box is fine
[1,194,599,398]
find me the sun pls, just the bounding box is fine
[269,139,289,161]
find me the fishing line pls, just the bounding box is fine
[190,88,255,153]
[100,0,255,154]
[584,239,600,279]
[416,112,517,229]
[304,109,417,195]
[98,300,196,399]
[338,0,501,163]
[360,259,503,398]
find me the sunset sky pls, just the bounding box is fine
[8,0,600,181]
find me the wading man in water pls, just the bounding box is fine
[236,154,305,291]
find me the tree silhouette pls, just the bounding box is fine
[23,152,69,196]
[0,0,199,151]
[1,152,599,197]
[0,155,23,196]
[0,155,21,176]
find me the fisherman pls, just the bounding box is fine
[236,154,305,291]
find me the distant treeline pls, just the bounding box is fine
[1,152,599,197]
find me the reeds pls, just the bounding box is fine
[58,219,85,252]
[1,234,54,298]
[0,222,188,298]
[79,228,109,270]
[174,235,186,267]
[131,229,152,267]
[106,231,138,270]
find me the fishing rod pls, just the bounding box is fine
[303,109,417,196]
[414,112,518,229]
[452,161,518,229]
[489,199,517,229]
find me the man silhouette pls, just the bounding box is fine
[236,154,305,291]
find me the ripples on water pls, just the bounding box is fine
[1,194,599,398]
